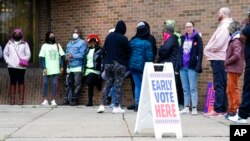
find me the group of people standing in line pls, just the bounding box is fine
[0,6,249,123]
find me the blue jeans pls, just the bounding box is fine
[211,60,227,113]
[180,67,198,108]
[131,71,143,106]
[42,74,59,97]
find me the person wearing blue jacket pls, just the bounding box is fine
[64,28,87,106]
[129,22,154,111]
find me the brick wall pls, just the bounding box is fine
[1,0,249,110]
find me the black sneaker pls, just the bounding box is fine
[86,102,93,107]
[127,104,135,110]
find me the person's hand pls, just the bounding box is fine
[60,68,64,74]
[67,54,73,59]
[43,69,47,76]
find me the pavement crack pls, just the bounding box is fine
[6,107,55,139]
[122,113,134,141]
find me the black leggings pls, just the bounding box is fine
[8,68,26,85]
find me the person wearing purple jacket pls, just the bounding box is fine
[178,21,203,115]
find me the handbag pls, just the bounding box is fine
[13,46,29,67]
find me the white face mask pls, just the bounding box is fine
[72,33,79,39]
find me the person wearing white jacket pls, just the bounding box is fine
[204,7,233,117]
[3,28,31,105]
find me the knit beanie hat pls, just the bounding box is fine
[165,19,176,28]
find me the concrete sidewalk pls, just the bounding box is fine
[0,105,248,141]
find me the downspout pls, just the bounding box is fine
[47,0,51,31]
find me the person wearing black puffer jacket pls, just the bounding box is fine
[97,20,130,114]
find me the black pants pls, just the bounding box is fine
[85,73,102,102]
[8,68,26,85]
[175,73,184,106]
[211,60,227,113]
[239,66,250,119]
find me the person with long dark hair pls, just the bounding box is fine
[39,31,65,106]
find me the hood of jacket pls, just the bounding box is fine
[115,20,126,35]
[11,28,24,41]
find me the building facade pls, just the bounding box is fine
[0,0,249,109]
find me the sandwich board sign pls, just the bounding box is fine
[134,62,182,139]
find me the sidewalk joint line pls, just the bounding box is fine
[6,107,55,140]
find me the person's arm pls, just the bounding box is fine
[145,42,154,62]
[196,35,203,73]
[3,42,10,64]
[23,42,31,61]
[209,25,230,52]
[225,39,242,66]
[72,41,87,59]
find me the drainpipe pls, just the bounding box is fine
[47,0,51,31]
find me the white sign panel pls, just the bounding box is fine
[134,62,182,139]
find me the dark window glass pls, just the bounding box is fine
[0,0,36,64]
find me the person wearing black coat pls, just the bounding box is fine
[83,34,102,106]
[97,20,130,114]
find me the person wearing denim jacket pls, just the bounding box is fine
[64,28,87,106]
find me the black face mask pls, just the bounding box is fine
[13,36,22,41]
[49,37,55,44]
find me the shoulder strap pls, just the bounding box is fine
[13,44,21,59]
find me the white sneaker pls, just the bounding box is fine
[112,106,125,114]
[51,99,57,106]
[97,105,105,113]
[228,114,247,124]
[41,99,49,106]
[191,108,198,115]
[180,107,190,114]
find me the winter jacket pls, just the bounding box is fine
[3,40,31,69]
[179,32,203,73]
[83,46,102,72]
[129,38,154,72]
[158,34,179,71]
[66,38,87,68]
[102,20,130,67]
[225,34,245,74]
[204,18,233,60]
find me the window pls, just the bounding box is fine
[0,0,37,64]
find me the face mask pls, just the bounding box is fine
[49,37,55,44]
[13,36,22,41]
[72,33,79,39]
